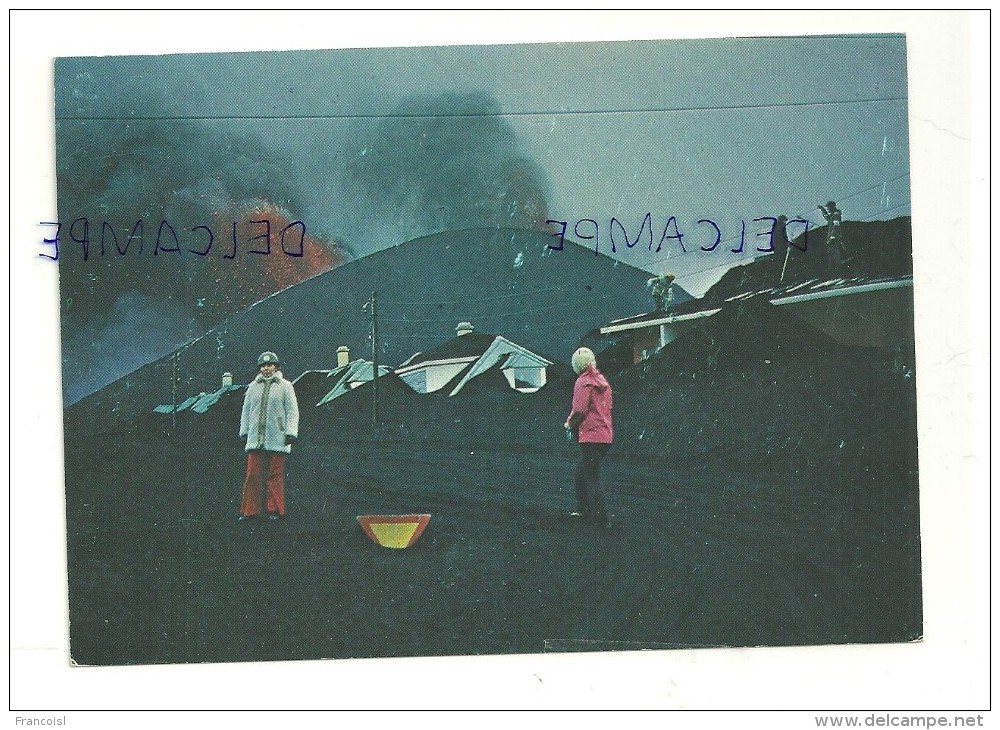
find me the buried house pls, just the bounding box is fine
[597,217,916,369]
[395,322,552,396]
[152,371,245,417]
[599,274,914,368]
[292,346,392,407]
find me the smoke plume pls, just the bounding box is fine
[340,92,551,251]
[56,83,550,403]
[55,87,348,403]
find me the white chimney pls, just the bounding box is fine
[222,372,233,388]
[456,322,474,337]
[337,345,350,367]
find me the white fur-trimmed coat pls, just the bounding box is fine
[240,370,300,453]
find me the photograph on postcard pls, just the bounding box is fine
[54,36,919,665]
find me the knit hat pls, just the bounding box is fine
[571,347,596,375]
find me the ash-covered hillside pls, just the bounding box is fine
[66,227,683,434]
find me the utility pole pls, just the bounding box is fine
[780,243,792,283]
[171,350,178,433]
[370,290,380,436]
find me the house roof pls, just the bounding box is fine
[190,385,243,414]
[153,393,203,415]
[601,308,722,335]
[395,328,553,397]
[401,331,498,366]
[446,336,552,396]
[292,369,335,386]
[291,369,339,406]
[153,384,244,415]
[316,360,392,406]
[768,276,913,306]
[600,275,913,335]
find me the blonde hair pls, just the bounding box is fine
[572,347,596,374]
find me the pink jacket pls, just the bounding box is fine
[567,364,613,444]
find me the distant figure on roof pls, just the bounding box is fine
[238,351,299,523]
[647,272,676,313]
[775,214,795,282]
[774,215,790,250]
[564,347,613,528]
[819,201,848,265]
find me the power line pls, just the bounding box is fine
[376,192,913,317]
[643,173,912,273]
[381,315,617,340]
[787,171,911,222]
[393,282,575,307]
[56,96,907,122]
[379,298,589,324]
[860,199,911,221]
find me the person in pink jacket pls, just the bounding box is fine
[564,347,613,527]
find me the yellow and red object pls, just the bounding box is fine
[357,514,432,549]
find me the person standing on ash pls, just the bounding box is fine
[819,201,849,265]
[564,347,614,528]
[239,351,299,522]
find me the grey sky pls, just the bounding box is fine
[56,35,910,295]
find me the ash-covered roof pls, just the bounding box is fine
[316,360,393,405]
[189,385,244,414]
[399,331,498,368]
[602,274,913,334]
[153,393,203,415]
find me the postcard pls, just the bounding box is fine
[14,7,997,717]
[46,32,926,670]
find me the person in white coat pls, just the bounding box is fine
[239,351,299,521]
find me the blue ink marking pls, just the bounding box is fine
[125,220,145,255]
[786,218,811,251]
[698,218,721,252]
[225,221,237,260]
[154,220,181,255]
[658,216,686,254]
[574,218,599,256]
[39,222,61,261]
[753,216,778,253]
[190,225,213,256]
[548,215,810,258]
[730,220,746,254]
[70,217,90,260]
[41,217,310,262]
[281,221,306,257]
[248,219,271,256]
[100,221,118,257]
[609,213,652,254]
[545,219,567,251]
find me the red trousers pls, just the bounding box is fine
[241,450,286,517]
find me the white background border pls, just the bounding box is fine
[8,9,991,720]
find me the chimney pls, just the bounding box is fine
[337,345,350,367]
[456,322,474,337]
[222,372,233,388]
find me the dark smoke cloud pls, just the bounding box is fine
[58,98,304,304]
[56,83,550,404]
[55,85,346,404]
[340,92,551,251]
[61,292,200,406]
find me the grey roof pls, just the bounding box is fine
[153,394,202,415]
[316,360,392,406]
[189,385,243,414]
[602,275,913,333]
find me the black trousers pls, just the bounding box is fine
[575,442,610,525]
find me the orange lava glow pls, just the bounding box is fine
[206,199,347,314]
